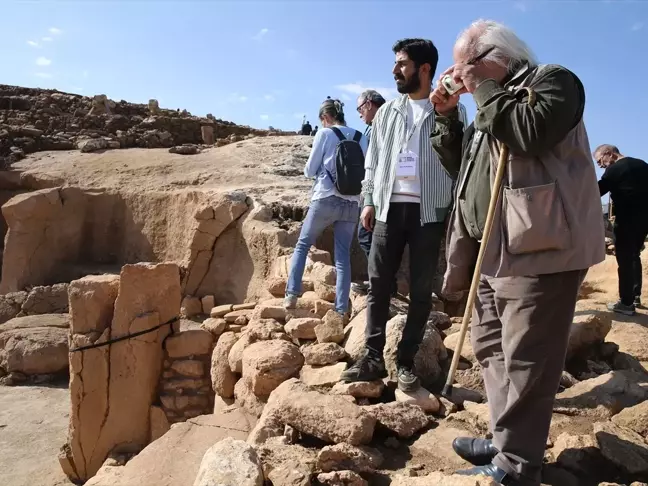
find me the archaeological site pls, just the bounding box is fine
[1,84,648,486]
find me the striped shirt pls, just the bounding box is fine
[362,94,468,224]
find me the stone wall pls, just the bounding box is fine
[159,321,215,423]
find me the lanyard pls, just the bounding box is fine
[403,103,428,151]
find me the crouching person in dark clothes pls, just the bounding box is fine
[430,20,605,486]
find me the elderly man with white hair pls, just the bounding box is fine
[430,20,605,485]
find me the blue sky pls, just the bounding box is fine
[1,0,646,182]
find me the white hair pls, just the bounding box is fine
[458,19,537,70]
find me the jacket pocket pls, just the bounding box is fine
[503,181,571,255]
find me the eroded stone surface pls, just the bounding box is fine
[193,437,263,486]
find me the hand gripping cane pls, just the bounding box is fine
[442,87,536,398]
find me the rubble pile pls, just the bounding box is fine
[0,84,293,166]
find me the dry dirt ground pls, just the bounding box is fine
[0,381,73,486]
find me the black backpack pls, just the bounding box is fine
[326,127,365,196]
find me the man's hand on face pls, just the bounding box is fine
[430,68,462,116]
[452,62,500,94]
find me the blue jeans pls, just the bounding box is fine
[286,195,360,313]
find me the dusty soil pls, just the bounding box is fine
[0,381,73,486]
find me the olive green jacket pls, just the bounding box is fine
[431,63,605,294]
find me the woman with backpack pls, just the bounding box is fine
[284,98,368,316]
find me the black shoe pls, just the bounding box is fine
[397,365,420,392]
[607,300,635,316]
[456,463,511,484]
[634,296,643,308]
[452,437,499,466]
[340,354,387,383]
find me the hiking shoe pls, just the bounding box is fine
[607,301,635,316]
[351,281,370,294]
[283,294,298,310]
[340,354,387,383]
[397,365,420,392]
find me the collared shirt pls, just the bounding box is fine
[362,95,467,224]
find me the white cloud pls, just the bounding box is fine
[42,36,53,42]
[239,95,248,102]
[35,72,53,79]
[512,1,527,12]
[264,94,275,102]
[27,40,40,48]
[36,57,52,66]
[226,93,248,103]
[335,82,399,101]
[82,70,89,78]
[631,22,644,31]
[49,27,63,35]
[252,28,269,41]
[260,114,270,121]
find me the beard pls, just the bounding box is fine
[395,69,421,94]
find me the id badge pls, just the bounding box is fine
[397,151,417,180]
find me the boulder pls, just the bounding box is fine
[0,291,27,324]
[242,340,304,396]
[255,436,317,486]
[251,378,375,445]
[0,314,70,379]
[443,332,475,362]
[302,342,347,366]
[210,332,238,399]
[21,283,69,315]
[309,262,336,285]
[317,471,367,486]
[235,377,268,417]
[201,318,227,337]
[285,317,321,340]
[547,432,601,475]
[315,311,345,344]
[85,411,253,486]
[345,314,447,388]
[315,281,336,303]
[394,387,441,414]
[299,362,347,387]
[612,400,648,438]
[229,320,288,373]
[317,443,383,473]
[201,295,215,315]
[566,312,612,359]
[211,304,233,318]
[181,296,202,318]
[193,437,264,486]
[362,402,430,438]
[330,381,384,399]
[594,421,648,476]
[554,371,648,418]
[266,277,288,297]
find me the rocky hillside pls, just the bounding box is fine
[0,84,293,167]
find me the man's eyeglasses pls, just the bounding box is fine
[356,100,369,113]
[467,46,495,65]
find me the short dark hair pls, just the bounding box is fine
[392,38,439,77]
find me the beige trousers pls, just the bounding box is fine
[471,269,586,485]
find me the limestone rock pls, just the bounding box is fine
[315,311,344,344]
[394,387,441,414]
[255,436,317,486]
[193,437,263,486]
[299,362,347,387]
[554,371,648,418]
[302,342,347,366]
[317,443,383,473]
[446,402,490,436]
[317,471,367,486]
[172,359,204,377]
[149,405,170,442]
[165,328,213,358]
[181,295,202,318]
[254,305,288,321]
[309,262,336,285]
[255,378,375,445]
[201,317,227,337]
[211,332,239,398]
[170,144,200,155]
[247,407,285,446]
[0,291,27,324]
[21,283,69,315]
[0,314,69,379]
[612,400,648,437]
[362,402,430,438]
[566,312,612,359]
[444,332,475,362]
[235,377,268,417]
[234,303,258,312]
[607,320,648,362]
[315,281,336,303]
[211,304,233,318]
[390,472,498,485]
[548,432,601,474]
[229,319,287,373]
[267,277,288,297]
[594,421,648,476]
[242,340,304,396]
[285,317,321,340]
[409,424,477,472]
[85,412,253,486]
[330,381,384,399]
[201,295,215,315]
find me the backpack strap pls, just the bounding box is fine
[330,127,346,142]
[352,130,362,142]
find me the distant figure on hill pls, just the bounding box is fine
[311,126,318,136]
[300,121,312,136]
[596,144,648,315]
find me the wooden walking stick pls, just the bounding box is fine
[442,87,536,398]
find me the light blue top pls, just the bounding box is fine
[304,125,368,204]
